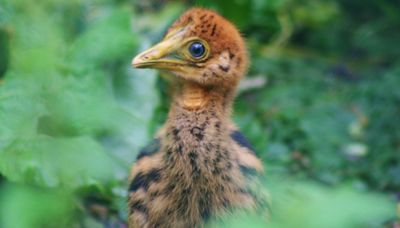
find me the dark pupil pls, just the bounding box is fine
[189,42,205,58]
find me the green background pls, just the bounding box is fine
[0,0,398,227]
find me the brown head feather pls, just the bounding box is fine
[167,7,248,87]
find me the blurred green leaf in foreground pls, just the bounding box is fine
[209,181,396,228]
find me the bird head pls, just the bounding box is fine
[132,8,248,88]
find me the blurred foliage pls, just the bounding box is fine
[0,183,75,228]
[0,0,399,227]
[208,180,395,228]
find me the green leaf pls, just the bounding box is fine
[0,183,75,228]
[69,8,136,68]
[0,135,117,189]
[0,77,46,148]
[207,181,396,228]
[268,182,396,228]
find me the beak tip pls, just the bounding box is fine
[131,56,141,68]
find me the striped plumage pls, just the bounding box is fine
[128,8,267,228]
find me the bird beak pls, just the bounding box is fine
[132,27,189,70]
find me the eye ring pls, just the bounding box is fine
[188,41,206,59]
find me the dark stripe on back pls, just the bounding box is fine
[230,131,255,154]
[136,138,160,160]
[239,165,258,177]
[130,199,148,214]
[199,190,211,221]
[129,169,162,192]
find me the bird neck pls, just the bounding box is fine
[162,82,237,184]
[164,81,237,154]
[172,82,235,113]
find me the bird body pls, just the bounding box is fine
[128,8,266,227]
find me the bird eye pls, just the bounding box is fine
[188,42,206,59]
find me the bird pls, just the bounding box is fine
[128,7,267,228]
